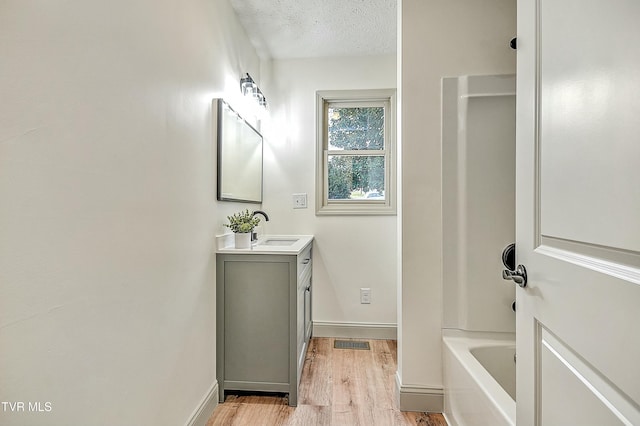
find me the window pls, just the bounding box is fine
[316,89,396,215]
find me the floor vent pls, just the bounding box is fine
[334,340,370,350]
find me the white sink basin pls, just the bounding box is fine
[258,238,299,246]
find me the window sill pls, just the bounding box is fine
[316,203,397,216]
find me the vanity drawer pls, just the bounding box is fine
[297,244,312,279]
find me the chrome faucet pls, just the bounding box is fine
[251,210,269,241]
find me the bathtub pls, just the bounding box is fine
[443,331,516,426]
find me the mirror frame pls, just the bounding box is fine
[215,98,263,203]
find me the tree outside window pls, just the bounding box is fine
[316,90,396,215]
[327,106,385,200]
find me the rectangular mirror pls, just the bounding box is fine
[215,99,263,203]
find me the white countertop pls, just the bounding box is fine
[216,234,314,255]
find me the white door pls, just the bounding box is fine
[516,0,640,425]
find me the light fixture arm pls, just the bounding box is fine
[239,72,267,109]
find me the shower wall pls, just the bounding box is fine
[442,74,516,333]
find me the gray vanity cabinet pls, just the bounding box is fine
[216,242,312,407]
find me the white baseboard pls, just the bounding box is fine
[185,381,219,426]
[312,321,397,340]
[395,372,443,413]
[443,412,459,426]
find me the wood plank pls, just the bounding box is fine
[285,405,332,425]
[297,337,332,406]
[207,338,447,426]
[206,395,290,426]
[369,339,397,410]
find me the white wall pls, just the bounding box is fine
[261,55,398,331]
[398,0,516,411]
[0,1,260,425]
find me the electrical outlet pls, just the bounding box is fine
[360,288,371,304]
[293,193,307,209]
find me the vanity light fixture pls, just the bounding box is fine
[239,73,267,109]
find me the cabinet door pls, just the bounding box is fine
[296,279,305,384]
[304,279,312,343]
[296,275,305,367]
[296,272,311,381]
[223,260,290,384]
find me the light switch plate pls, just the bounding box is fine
[360,288,371,304]
[293,193,307,209]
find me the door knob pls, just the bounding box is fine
[502,264,527,288]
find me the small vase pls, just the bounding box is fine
[234,232,252,249]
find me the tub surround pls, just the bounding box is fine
[441,74,516,334]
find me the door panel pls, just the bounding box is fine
[539,326,637,425]
[538,0,640,253]
[516,0,640,424]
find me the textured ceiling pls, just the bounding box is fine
[229,0,397,59]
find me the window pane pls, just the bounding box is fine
[328,106,384,150]
[327,155,385,200]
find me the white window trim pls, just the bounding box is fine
[316,89,397,216]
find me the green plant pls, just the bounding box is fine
[225,209,261,233]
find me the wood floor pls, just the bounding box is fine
[206,338,447,426]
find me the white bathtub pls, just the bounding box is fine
[443,331,516,426]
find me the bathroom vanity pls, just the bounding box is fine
[215,235,313,406]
